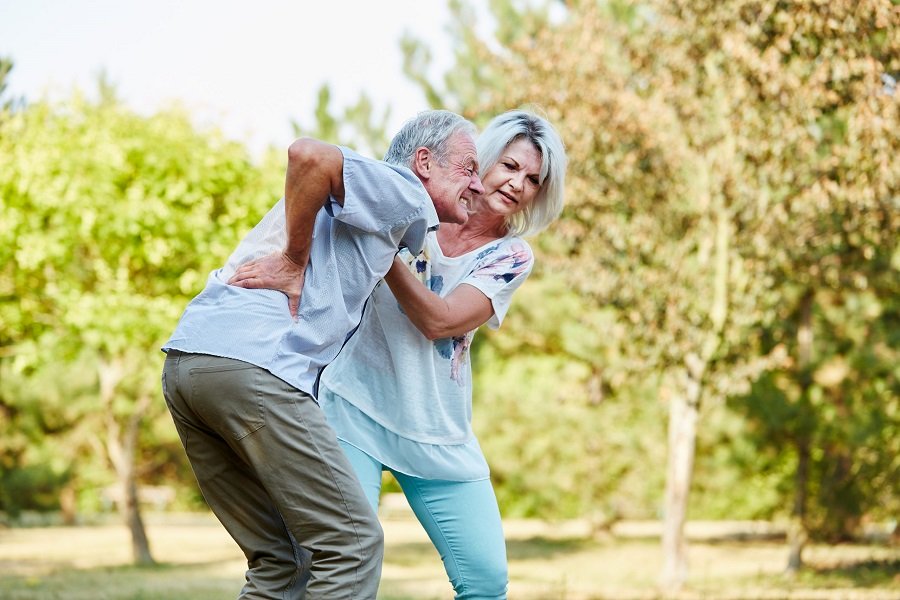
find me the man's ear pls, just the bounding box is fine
[412,147,432,180]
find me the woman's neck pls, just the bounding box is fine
[437,212,507,258]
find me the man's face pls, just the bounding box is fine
[423,132,484,225]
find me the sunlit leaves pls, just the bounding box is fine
[1,84,281,514]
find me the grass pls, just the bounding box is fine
[0,512,897,599]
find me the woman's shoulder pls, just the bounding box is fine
[464,236,534,284]
[476,235,533,263]
[500,235,533,255]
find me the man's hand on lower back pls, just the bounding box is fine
[227,251,306,318]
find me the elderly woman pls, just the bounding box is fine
[318,110,566,599]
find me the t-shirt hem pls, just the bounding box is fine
[336,438,491,483]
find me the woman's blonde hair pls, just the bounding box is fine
[477,110,567,237]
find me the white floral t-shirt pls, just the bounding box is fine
[318,232,533,481]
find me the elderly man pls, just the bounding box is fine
[161,110,482,599]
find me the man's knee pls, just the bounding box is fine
[358,511,384,562]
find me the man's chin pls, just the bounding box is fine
[436,205,469,225]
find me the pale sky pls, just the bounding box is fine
[0,0,457,156]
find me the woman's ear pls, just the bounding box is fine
[412,147,432,180]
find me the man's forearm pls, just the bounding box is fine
[283,138,346,266]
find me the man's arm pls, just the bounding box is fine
[228,138,345,317]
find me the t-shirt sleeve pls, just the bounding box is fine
[333,147,436,249]
[460,238,534,330]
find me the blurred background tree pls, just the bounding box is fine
[399,0,899,589]
[0,65,284,563]
[290,83,392,158]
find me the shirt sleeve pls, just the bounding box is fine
[333,147,437,249]
[460,238,534,330]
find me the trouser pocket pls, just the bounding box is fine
[188,359,266,440]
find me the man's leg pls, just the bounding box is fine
[395,473,508,600]
[169,352,383,599]
[163,351,308,599]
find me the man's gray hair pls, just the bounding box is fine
[477,110,567,238]
[384,110,477,168]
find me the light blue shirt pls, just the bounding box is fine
[163,147,438,396]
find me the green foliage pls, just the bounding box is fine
[0,56,22,112]
[0,346,93,515]
[474,274,667,519]
[0,83,282,515]
[1,91,274,359]
[291,83,392,158]
[728,288,900,539]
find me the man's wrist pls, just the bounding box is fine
[282,250,307,269]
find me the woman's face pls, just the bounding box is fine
[477,138,542,217]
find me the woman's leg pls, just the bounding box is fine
[394,474,508,600]
[337,440,385,513]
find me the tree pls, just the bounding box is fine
[291,83,392,158]
[0,56,22,112]
[401,0,899,590]
[0,83,281,563]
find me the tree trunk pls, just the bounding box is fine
[121,472,155,565]
[660,362,702,592]
[660,176,730,592]
[786,438,810,573]
[99,360,155,566]
[59,484,77,526]
[786,290,814,574]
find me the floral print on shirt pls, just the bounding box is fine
[469,241,532,283]
[399,240,532,386]
[434,334,473,384]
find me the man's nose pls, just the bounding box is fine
[469,174,485,195]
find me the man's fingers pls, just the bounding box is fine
[225,253,304,316]
[228,266,253,284]
[230,277,255,288]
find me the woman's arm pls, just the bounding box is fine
[384,256,494,340]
